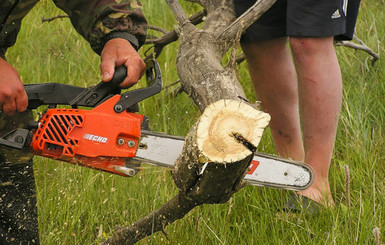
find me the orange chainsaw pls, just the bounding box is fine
[0,59,313,191]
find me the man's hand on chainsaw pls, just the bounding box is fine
[100,38,146,88]
[0,57,28,115]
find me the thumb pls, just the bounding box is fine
[100,53,116,82]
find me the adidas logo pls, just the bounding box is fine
[331,9,341,19]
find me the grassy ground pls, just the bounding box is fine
[5,0,385,244]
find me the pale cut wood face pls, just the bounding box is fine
[196,99,270,163]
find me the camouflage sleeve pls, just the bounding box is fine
[52,0,147,54]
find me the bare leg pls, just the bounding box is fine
[242,36,341,206]
[290,36,342,206]
[241,38,304,162]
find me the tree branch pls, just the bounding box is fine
[186,0,205,6]
[148,25,168,34]
[144,10,205,60]
[336,35,380,65]
[218,0,276,41]
[145,10,205,45]
[166,0,190,27]
[101,193,197,245]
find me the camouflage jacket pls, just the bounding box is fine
[0,0,147,57]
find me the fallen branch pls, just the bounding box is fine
[102,99,270,244]
[336,35,379,65]
[101,193,195,245]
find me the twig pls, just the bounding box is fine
[146,10,205,46]
[226,24,243,69]
[336,35,379,65]
[162,80,181,90]
[166,0,190,27]
[41,15,69,23]
[144,10,205,60]
[219,0,276,41]
[149,25,168,34]
[235,53,246,65]
[166,85,184,99]
[231,35,377,68]
[161,227,169,240]
[101,193,197,245]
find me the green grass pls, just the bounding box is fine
[5,0,385,244]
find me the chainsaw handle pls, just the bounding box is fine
[25,66,128,109]
[108,65,127,88]
[67,66,127,107]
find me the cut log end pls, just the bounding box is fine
[196,99,270,163]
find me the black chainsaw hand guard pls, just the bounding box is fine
[113,59,162,113]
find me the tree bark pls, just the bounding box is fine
[174,0,276,112]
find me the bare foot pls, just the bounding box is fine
[297,184,335,208]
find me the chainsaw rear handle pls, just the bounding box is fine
[25,66,127,109]
[109,65,128,88]
[92,64,128,93]
[68,65,127,107]
[99,58,162,93]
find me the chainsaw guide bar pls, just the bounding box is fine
[136,130,313,191]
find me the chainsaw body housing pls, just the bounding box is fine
[30,95,143,176]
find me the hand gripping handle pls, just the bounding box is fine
[102,65,128,91]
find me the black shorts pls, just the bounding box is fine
[233,0,360,42]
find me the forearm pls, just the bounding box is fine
[53,0,148,54]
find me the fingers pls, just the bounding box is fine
[100,52,115,82]
[17,89,28,112]
[100,38,146,88]
[2,100,17,115]
[0,57,27,115]
[121,57,146,88]
[0,89,28,116]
